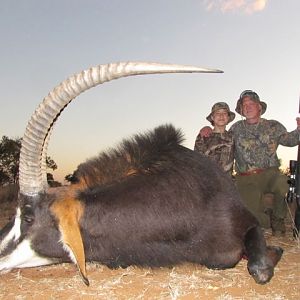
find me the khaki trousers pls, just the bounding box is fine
[236,167,288,228]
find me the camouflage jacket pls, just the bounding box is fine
[229,118,299,173]
[194,131,234,175]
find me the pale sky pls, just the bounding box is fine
[0,0,299,183]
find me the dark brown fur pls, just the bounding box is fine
[72,125,270,273]
[76,124,185,188]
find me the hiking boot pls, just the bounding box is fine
[271,217,286,236]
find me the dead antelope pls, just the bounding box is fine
[0,62,283,286]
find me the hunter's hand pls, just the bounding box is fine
[199,126,213,138]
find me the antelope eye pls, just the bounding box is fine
[24,216,34,224]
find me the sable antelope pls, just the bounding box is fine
[0,62,283,286]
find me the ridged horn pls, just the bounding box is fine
[19,61,223,196]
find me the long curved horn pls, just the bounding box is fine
[19,61,223,196]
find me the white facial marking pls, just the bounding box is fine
[0,239,54,272]
[0,208,22,254]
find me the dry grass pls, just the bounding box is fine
[0,190,299,299]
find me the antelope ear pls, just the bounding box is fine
[51,197,89,286]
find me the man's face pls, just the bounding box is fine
[241,97,261,119]
[211,108,230,126]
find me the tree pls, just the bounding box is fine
[47,173,61,187]
[0,135,58,186]
[46,157,57,171]
[0,136,21,185]
[65,171,79,184]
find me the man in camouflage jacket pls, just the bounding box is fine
[231,90,300,235]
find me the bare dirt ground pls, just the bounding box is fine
[0,200,299,300]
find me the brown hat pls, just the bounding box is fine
[235,90,267,116]
[206,102,235,123]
